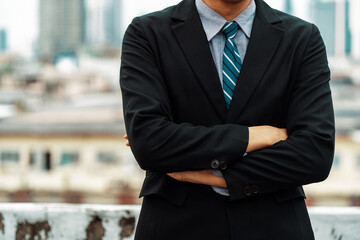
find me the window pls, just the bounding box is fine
[29,152,35,166]
[1,151,19,163]
[44,151,52,171]
[29,151,52,171]
[60,152,79,165]
[97,152,117,164]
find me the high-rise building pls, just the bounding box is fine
[349,0,360,61]
[85,0,106,47]
[85,0,122,50]
[344,0,352,56]
[284,0,293,15]
[39,0,85,61]
[310,0,336,56]
[0,29,7,52]
[309,0,354,58]
[104,0,122,48]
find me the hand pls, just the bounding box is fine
[247,126,287,153]
[124,134,130,146]
[167,170,227,188]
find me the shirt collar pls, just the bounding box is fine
[195,0,256,41]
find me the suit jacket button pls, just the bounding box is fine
[219,161,228,170]
[244,186,252,196]
[210,159,220,169]
[251,185,260,194]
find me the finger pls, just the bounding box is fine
[126,142,130,146]
[167,172,184,181]
[167,172,177,180]
[124,134,128,139]
[167,172,179,178]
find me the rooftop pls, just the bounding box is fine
[0,93,125,135]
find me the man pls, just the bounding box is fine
[120,0,335,239]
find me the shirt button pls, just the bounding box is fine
[210,159,220,169]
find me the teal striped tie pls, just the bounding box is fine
[222,21,242,109]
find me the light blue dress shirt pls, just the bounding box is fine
[195,0,256,196]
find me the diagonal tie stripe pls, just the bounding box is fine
[223,67,237,83]
[225,44,240,65]
[224,50,241,73]
[222,21,242,109]
[223,22,238,36]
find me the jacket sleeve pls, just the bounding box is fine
[222,24,335,201]
[120,17,249,173]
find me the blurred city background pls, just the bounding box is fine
[0,0,359,206]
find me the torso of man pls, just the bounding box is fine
[120,0,335,239]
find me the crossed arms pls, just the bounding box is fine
[125,126,288,188]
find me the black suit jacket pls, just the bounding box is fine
[120,0,335,239]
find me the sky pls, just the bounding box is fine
[0,0,309,56]
[0,0,38,57]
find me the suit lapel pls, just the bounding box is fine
[171,0,228,122]
[226,0,284,123]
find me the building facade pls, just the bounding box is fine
[0,96,143,205]
[85,0,122,53]
[39,0,85,61]
[309,0,360,60]
[304,135,360,206]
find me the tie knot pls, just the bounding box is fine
[222,21,239,39]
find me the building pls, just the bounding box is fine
[85,0,107,47]
[0,94,143,204]
[85,0,122,54]
[309,0,358,59]
[304,134,360,206]
[349,0,360,61]
[39,0,85,62]
[104,0,122,48]
[284,0,293,15]
[0,29,7,52]
[310,0,336,56]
